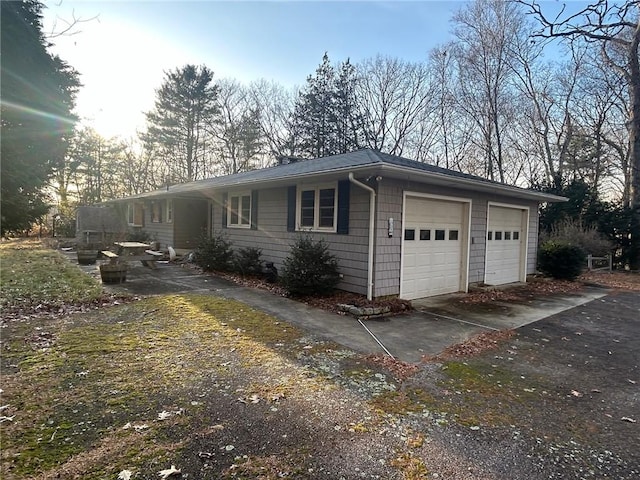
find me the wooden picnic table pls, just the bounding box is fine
[113,242,162,268]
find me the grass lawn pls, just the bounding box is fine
[0,239,103,312]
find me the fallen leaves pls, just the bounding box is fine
[459,279,583,305]
[364,354,419,380]
[428,330,516,360]
[580,271,640,291]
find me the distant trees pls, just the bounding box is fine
[210,79,263,174]
[1,0,79,235]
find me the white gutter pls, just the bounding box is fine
[349,173,375,301]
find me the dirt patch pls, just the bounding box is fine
[580,270,640,291]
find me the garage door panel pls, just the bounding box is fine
[486,206,525,285]
[402,196,466,299]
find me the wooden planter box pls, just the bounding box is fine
[99,263,127,284]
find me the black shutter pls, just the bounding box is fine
[336,179,350,235]
[287,186,296,232]
[221,193,228,228]
[250,190,258,230]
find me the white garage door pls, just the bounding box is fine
[402,197,466,299]
[485,206,526,285]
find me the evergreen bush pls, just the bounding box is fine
[234,246,263,276]
[538,241,586,281]
[195,232,233,272]
[280,235,341,296]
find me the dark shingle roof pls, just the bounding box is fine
[118,149,565,202]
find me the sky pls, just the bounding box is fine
[41,0,574,140]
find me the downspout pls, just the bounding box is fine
[348,173,375,301]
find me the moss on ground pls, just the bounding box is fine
[1,294,372,478]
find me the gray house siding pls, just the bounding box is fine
[214,184,371,296]
[371,179,540,297]
[142,209,173,250]
[373,182,403,297]
[526,201,540,275]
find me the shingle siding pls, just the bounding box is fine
[218,185,370,296]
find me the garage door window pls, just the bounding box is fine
[449,230,459,241]
[435,229,445,240]
[505,231,511,240]
[495,231,502,240]
[487,231,493,240]
[404,229,415,240]
[420,229,431,240]
[513,231,519,240]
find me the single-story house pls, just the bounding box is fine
[111,149,566,300]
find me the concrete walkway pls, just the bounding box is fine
[72,254,608,363]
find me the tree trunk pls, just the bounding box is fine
[627,33,640,270]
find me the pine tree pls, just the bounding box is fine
[1,0,79,234]
[292,53,338,158]
[141,65,219,182]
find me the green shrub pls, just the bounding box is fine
[195,232,233,272]
[280,235,340,296]
[234,246,263,276]
[538,241,586,280]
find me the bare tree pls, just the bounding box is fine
[356,55,433,156]
[208,79,263,175]
[451,0,529,182]
[521,0,640,268]
[250,79,297,160]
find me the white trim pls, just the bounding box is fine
[399,191,472,299]
[127,202,143,227]
[295,182,338,233]
[227,192,252,229]
[484,202,530,285]
[165,199,173,223]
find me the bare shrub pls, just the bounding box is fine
[539,219,612,256]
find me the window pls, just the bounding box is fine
[127,203,143,226]
[513,231,519,240]
[151,201,162,223]
[487,231,493,241]
[297,185,336,231]
[420,229,431,240]
[166,200,173,223]
[435,229,445,240]
[404,229,415,240]
[504,231,511,240]
[495,231,503,240]
[228,193,251,227]
[449,230,459,241]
